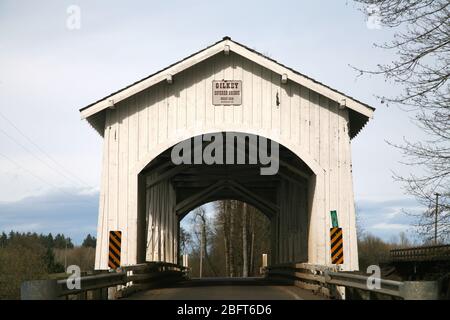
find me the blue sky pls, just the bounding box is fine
[0,1,425,244]
[0,188,98,242]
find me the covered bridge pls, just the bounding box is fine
[80,37,374,272]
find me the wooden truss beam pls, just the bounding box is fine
[227,180,279,213]
[146,165,188,189]
[175,179,228,214]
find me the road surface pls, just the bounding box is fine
[126,277,327,300]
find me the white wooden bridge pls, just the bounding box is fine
[80,36,374,275]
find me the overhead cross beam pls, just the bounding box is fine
[227,180,279,213]
[173,180,280,189]
[279,159,311,180]
[278,171,306,188]
[174,178,279,217]
[227,185,277,216]
[175,179,228,214]
[146,165,188,189]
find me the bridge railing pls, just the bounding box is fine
[21,262,190,300]
[324,271,403,298]
[264,263,334,296]
[390,244,450,262]
[265,263,440,300]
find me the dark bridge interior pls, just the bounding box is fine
[138,132,315,265]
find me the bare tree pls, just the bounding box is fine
[219,201,230,276]
[229,201,235,277]
[249,207,255,276]
[355,204,366,241]
[242,203,248,277]
[191,201,271,277]
[192,207,218,276]
[179,227,191,255]
[354,0,450,243]
[398,231,411,247]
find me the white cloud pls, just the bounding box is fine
[356,196,423,241]
[0,188,98,244]
[371,222,409,231]
[1,222,42,232]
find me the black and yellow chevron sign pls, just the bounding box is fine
[108,230,122,269]
[330,227,344,265]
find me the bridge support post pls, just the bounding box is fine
[400,281,439,300]
[21,280,60,300]
[108,286,118,300]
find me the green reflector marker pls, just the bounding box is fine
[330,210,339,228]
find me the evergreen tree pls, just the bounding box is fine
[82,234,97,248]
[53,234,74,249]
[0,232,7,247]
[44,247,65,273]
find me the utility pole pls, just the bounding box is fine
[434,193,440,244]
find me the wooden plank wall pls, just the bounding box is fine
[277,180,309,264]
[145,175,177,263]
[94,52,358,271]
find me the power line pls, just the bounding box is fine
[0,152,74,197]
[0,110,92,188]
[0,126,87,189]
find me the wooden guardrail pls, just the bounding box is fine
[390,244,450,262]
[21,262,190,300]
[264,263,337,297]
[265,263,440,300]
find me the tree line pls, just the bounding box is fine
[357,231,413,270]
[0,231,97,249]
[0,232,96,299]
[0,231,74,250]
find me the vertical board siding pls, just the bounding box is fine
[271,73,281,133]
[242,56,253,126]
[290,84,300,143]
[204,57,214,128]
[278,180,309,264]
[96,53,358,271]
[252,63,262,129]
[186,68,196,129]
[224,55,234,124]
[117,99,128,232]
[233,54,244,124]
[137,91,148,161]
[94,110,111,269]
[148,88,158,153]
[145,177,177,263]
[261,67,272,130]
[299,86,310,152]
[108,108,119,231]
[127,96,139,263]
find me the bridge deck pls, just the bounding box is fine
[126,277,327,300]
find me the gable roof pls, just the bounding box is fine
[80,37,374,138]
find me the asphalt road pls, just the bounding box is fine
[127,277,327,300]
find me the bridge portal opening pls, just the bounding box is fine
[179,201,271,278]
[137,132,315,268]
